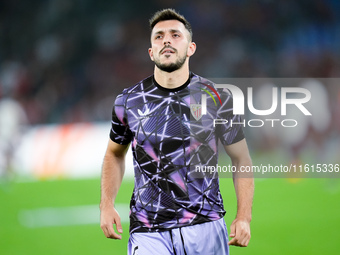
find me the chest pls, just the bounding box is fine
[126,96,217,148]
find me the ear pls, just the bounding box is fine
[187,42,196,57]
[148,48,154,61]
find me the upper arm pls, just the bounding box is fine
[105,139,130,159]
[224,138,251,164]
[224,139,252,179]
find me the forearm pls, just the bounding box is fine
[224,139,253,246]
[100,150,126,208]
[232,158,254,222]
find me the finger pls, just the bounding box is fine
[229,238,246,247]
[100,222,110,237]
[244,239,250,247]
[238,226,250,246]
[228,222,237,245]
[107,225,122,240]
[228,237,238,246]
[108,231,122,240]
[101,223,122,240]
[115,217,123,234]
[236,237,246,247]
[232,230,250,247]
[228,229,243,246]
[229,222,236,237]
[240,232,250,247]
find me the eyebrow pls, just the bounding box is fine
[153,29,182,36]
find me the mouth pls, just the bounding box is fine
[161,47,176,55]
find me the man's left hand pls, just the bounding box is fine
[228,218,251,247]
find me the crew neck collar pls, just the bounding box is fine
[153,72,193,92]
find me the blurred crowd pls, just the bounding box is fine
[0,0,340,125]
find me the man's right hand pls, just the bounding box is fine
[100,204,123,239]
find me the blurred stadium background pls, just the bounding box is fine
[0,0,340,254]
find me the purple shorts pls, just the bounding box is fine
[128,218,229,255]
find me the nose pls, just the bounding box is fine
[163,33,172,45]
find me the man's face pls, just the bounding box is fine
[149,20,196,73]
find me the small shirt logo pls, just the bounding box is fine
[190,104,202,121]
[138,108,150,117]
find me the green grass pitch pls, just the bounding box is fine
[1,176,340,255]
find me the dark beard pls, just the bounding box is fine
[154,54,187,73]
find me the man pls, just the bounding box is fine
[100,8,254,254]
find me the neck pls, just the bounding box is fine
[154,63,190,89]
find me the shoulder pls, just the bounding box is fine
[190,73,231,98]
[115,74,154,105]
[190,73,226,92]
[190,73,214,86]
[120,74,153,96]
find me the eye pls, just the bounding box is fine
[155,35,163,39]
[173,34,180,38]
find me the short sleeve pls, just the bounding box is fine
[109,94,133,145]
[215,89,245,145]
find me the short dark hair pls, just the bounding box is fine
[149,8,193,40]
